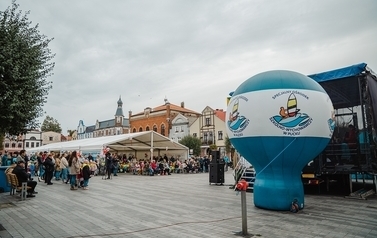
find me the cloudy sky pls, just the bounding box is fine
[1,0,376,133]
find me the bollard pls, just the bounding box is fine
[235,179,249,236]
[241,190,247,235]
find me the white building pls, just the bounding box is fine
[190,106,226,156]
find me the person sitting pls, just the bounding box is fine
[150,160,157,175]
[163,160,171,175]
[344,125,357,149]
[12,160,38,197]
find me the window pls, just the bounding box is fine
[26,142,29,148]
[5,143,9,148]
[11,143,16,148]
[36,142,39,147]
[31,142,34,148]
[146,126,150,131]
[161,124,165,136]
[133,128,136,133]
[203,132,208,142]
[153,125,157,132]
[175,126,179,132]
[49,137,53,141]
[139,127,143,132]
[181,126,184,132]
[205,117,210,126]
[218,131,223,140]
[30,136,36,140]
[193,133,197,137]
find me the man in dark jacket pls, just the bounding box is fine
[12,161,38,197]
[105,152,113,179]
[43,154,55,185]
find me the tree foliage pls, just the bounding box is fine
[67,129,75,137]
[179,135,201,156]
[225,135,232,154]
[0,0,55,135]
[41,115,61,133]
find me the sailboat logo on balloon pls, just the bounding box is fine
[228,97,249,133]
[271,93,311,128]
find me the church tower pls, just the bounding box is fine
[115,96,124,127]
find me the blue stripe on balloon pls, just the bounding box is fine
[232,70,326,96]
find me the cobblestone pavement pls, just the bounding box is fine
[0,171,376,238]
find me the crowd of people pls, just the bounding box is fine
[101,153,214,176]
[1,150,233,197]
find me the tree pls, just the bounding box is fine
[224,135,232,154]
[41,115,62,133]
[67,129,75,137]
[179,135,201,156]
[0,1,55,135]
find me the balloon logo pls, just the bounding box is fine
[227,70,334,211]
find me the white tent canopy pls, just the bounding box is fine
[27,131,189,158]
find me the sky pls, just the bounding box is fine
[1,0,377,133]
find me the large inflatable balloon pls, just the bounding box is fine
[226,70,334,211]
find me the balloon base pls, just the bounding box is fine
[253,178,305,211]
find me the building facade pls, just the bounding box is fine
[77,97,130,139]
[24,130,43,151]
[129,99,201,138]
[190,107,226,156]
[42,131,63,146]
[2,134,24,154]
[169,113,197,143]
[2,130,44,154]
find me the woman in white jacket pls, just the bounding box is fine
[68,151,81,190]
[60,153,69,183]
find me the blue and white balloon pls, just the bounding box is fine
[226,70,334,211]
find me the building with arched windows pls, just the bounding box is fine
[129,99,200,138]
[1,130,43,154]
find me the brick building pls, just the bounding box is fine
[129,99,201,138]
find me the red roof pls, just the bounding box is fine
[133,103,200,116]
[214,109,226,122]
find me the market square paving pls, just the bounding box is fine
[1,171,377,238]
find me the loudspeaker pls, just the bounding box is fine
[210,151,221,164]
[209,163,224,184]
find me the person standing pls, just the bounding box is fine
[113,156,119,176]
[60,153,69,183]
[88,153,93,162]
[37,152,46,182]
[105,152,113,179]
[54,155,62,180]
[223,155,230,172]
[43,153,55,185]
[68,151,81,190]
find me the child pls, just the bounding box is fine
[90,160,98,176]
[82,160,91,190]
